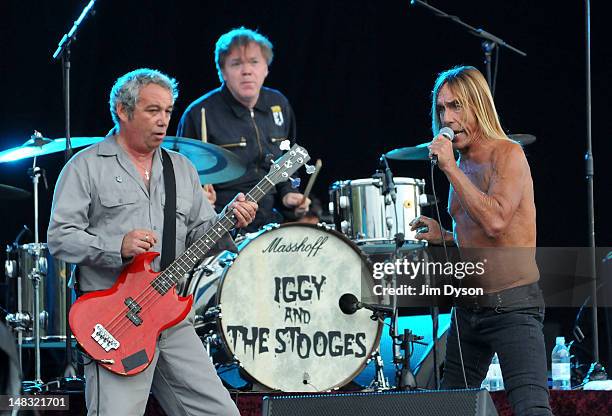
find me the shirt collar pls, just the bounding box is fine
[97,134,163,164]
[97,134,121,156]
[220,83,268,117]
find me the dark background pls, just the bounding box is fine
[0,1,610,376]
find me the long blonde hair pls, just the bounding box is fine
[431,66,508,141]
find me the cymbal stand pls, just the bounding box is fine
[26,156,47,385]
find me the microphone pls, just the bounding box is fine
[379,154,396,203]
[339,293,360,314]
[339,293,394,316]
[431,126,455,166]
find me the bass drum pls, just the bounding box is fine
[191,223,383,392]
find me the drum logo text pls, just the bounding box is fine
[261,236,328,257]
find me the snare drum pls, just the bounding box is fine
[187,223,383,392]
[15,243,72,339]
[329,177,425,242]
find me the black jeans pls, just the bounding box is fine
[441,284,553,416]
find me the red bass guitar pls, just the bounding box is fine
[69,143,310,375]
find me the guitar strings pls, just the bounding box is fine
[102,186,268,341]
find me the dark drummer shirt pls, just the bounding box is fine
[177,84,298,231]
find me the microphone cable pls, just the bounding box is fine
[429,161,468,389]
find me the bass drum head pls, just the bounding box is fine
[217,223,382,392]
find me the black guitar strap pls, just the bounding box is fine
[160,148,176,270]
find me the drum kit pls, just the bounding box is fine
[1,132,536,392]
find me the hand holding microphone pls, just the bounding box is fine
[429,127,455,168]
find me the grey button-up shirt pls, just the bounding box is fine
[48,135,235,291]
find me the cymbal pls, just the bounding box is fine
[386,133,537,161]
[161,137,246,184]
[508,134,536,146]
[0,137,104,163]
[385,142,430,161]
[0,184,31,200]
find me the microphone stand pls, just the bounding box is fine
[377,156,420,389]
[51,0,97,391]
[583,0,607,383]
[409,0,527,95]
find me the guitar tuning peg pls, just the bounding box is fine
[279,140,291,151]
[290,177,301,189]
[305,164,316,175]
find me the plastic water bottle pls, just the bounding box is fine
[481,373,490,391]
[481,353,504,391]
[551,336,571,390]
[488,353,505,391]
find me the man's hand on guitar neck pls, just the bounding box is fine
[121,229,158,260]
[228,193,258,228]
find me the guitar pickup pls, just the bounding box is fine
[124,297,142,313]
[127,312,143,326]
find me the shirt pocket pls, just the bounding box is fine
[98,191,139,226]
[99,192,138,208]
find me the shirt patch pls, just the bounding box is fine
[271,105,284,126]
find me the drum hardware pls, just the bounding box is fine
[199,306,221,324]
[4,227,29,372]
[26,153,48,384]
[385,232,422,390]
[418,194,439,208]
[396,328,427,390]
[370,350,390,390]
[378,154,397,204]
[201,331,223,363]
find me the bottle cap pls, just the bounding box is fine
[556,336,565,345]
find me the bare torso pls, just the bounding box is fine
[449,139,538,292]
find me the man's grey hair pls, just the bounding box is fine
[109,68,178,128]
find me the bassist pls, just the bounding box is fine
[48,68,256,416]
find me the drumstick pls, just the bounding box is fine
[300,159,322,205]
[200,107,207,143]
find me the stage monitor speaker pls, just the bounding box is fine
[262,388,498,416]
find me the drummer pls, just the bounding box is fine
[177,26,310,232]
